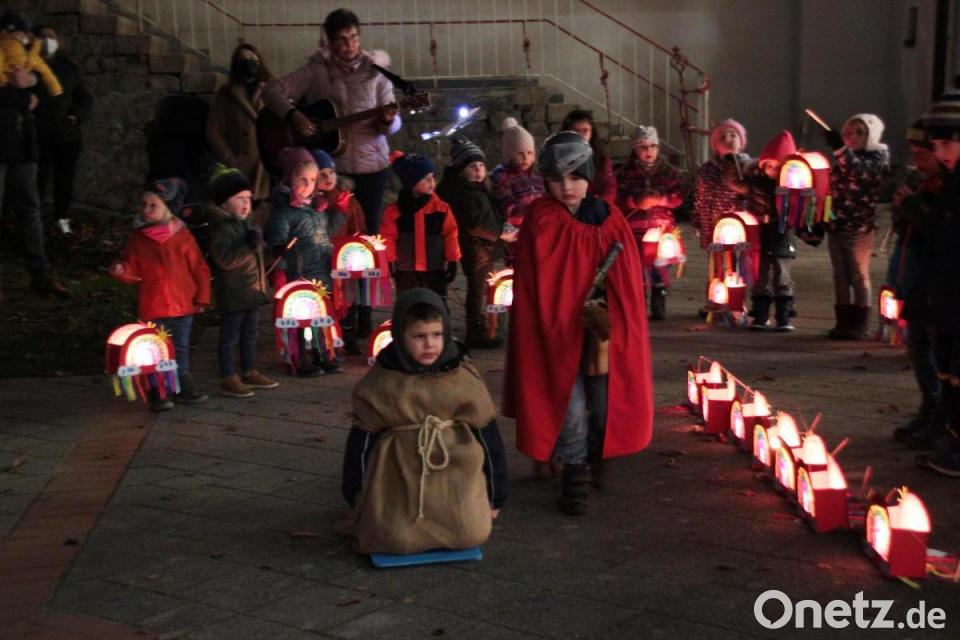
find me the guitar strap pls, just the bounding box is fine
[370,63,418,97]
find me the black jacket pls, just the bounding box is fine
[207,204,270,313]
[0,85,38,163]
[34,53,93,146]
[436,167,503,249]
[918,168,960,331]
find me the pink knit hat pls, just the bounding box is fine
[278,147,317,188]
[501,116,535,160]
[758,130,796,166]
[710,118,747,154]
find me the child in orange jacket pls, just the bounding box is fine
[109,178,211,411]
[380,152,460,300]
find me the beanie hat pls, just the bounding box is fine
[710,118,747,154]
[208,164,252,205]
[843,113,887,152]
[391,150,436,191]
[631,126,659,146]
[143,177,187,215]
[501,116,535,161]
[278,146,317,188]
[921,92,960,142]
[450,136,485,173]
[0,11,28,33]
[538,131,594,182]
[309,149,336,171]
[758,130,797,167]
[906,119,932,150]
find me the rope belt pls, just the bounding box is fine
[395,415,454,521]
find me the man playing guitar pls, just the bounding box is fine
[263,8,400,235]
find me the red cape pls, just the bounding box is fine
[502,197,654,461]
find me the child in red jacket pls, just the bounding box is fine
[109,178,212,411]
[380,152,461,300]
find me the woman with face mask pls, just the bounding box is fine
[206,43,273,217]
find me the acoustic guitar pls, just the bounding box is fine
[256,93,430,176]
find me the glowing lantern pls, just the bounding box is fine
[273,280,343,372]
[707,274,746,312]
[877,286,905,346]
[702,378,737,434]
[796,454,848,533]
[754,410,795,471]
[865,488,931,578]
[731,391,772,452]
[775,152,831,232]
[712,216,748,247]
[641,228,686,268]
[366,320,394,366]
[773,413,803,494]
[331,235,392,316]
[485,268,514,338]
[686,360,724,411]
[105,322,179,402]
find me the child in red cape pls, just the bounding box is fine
[503,131,654,515]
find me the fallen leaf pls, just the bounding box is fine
[289,531,322,539]
[853,365,868,371]
[657,404,691,415]
[686,324,709,332]
[740,490,756,497]
[653,449,686,457]
[707,475,727,484]
[1,456,26,472]
[338,595,363,607]
[432,630,445,637]
[773,512,798,521]
[63,538,80,546]
[816,562,832,570]
[714,565,737,571]
[209,553,223,559]
[312,434,328,442]
[759,374,776,382]
[665,458,679,468]
[402,596,416,604]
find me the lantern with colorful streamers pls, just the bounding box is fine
[330,235,392,316]
[775,152,831,233]
[877,286,906,347]
[706,211,759,323]
[866,488,931,579]
[367,320,394,366]
[796,443,849,533]
[273,280,343,372]
[485,268,514,338]
[105,322,179,402]
[773,412,803,494]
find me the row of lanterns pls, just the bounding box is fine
[686,357,951,581]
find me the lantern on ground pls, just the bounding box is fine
[865,488,931,579]
[773,413,803,494]
[105,322,179,402]
[367,320,394,366]
[877,286,905,346]
[687,360,724,412]
[796,451,848,533]
[641,227,686,269]
[731,391,772,452]
[702,378,737,434]
[775,152,831,233]
[753,410,794,472]
[273,280,343,372]
[331,235,392,317]
[485,268,514,338]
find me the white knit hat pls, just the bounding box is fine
[631,126,659,146]
[844,113,888,153]
[501,116,535,160]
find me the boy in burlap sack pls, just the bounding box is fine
[341,288,508,554]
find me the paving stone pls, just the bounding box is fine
[326,603,531,640]
[188,614,317,640]
[94,589,191,626]
[178,566,319,612]
[252,583,390,632]
[103,553,245,595]
[138,602,236,635]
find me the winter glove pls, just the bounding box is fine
[823,129,844,151]
[334,190,353,211]
[246,227,263,249]
[444,261,458,283]
[270,270,288,292]
[311,193,329,212]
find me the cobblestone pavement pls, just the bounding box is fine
[2,221,958,639]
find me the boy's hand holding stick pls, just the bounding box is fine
[265,238,299,276]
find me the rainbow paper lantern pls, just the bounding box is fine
[105,322,179,402]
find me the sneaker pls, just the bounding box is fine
[320,359,342,374]
[240,370,279,389]
[149,390,174,413]
[221,375,254,398]
[906,419,947,450]
[924,450,960,478]
[173,374,208,404]
[297,363,323,377]
[893,415,929,443]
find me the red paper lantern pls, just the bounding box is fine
[773,413,803,494]
[641,227,686,269]
[701,378,737,434]
[485,268,514,339]
[366,320,394,366]
[687,361,724,411]
[877,286,906,347]
[330,235,392,316]
[796,449,848,533]
[273,280,343,371]
[865,488,931,579]
[776,152,831,231]
[105,322,179,402]
[730,391,772,452]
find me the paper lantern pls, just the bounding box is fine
[877,286,905,347]
[273,280,343,371]
[796,453,848,533]
[331,235,392,316]
[712,216,748,247]
[702,378,737,434]
[641,228,686,268]
[485,268,514,338]
[105,322,179,402]
[731,391,772,452]
[773,413,803,494]
[687,360,724,411]
[754,410,796,471]
[865,488,931,578]
[707,274,746,312]
[775,152,831,231]
[367,320,394,366]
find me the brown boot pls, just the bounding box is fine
[31,274,70,298]
[240,370,279,389]
[221,375,254,398]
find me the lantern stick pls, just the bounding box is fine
[804,108,832,131]
[858,465,873,499]
[266,238,299,275]
[831,437,850,458]
[807,412,822,434]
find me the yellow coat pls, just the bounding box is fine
[0,35,63,96]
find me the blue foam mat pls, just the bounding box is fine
[371,546,483,568]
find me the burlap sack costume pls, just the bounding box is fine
[349,288,498,554]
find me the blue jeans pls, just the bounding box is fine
[0,161,51,277]
[218,307,259,377]
[343,169,390,234]
[154,315,194,376]
[554,374,609,464]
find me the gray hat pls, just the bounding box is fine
[450,137,485,173]
[631,126,659,146]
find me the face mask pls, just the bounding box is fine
[42,37,58,58]
[14,34,29,46]
[238,58,259,80]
